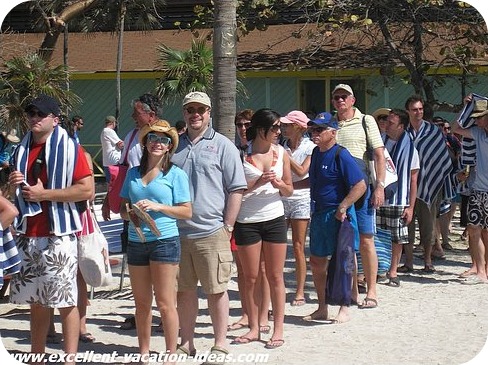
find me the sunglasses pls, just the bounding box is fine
[235,122,251,129]
[308,126,327,134]
[147,133,172,145]
[444,126,451,131]
[333,94,349,102]
[27,110,49,118]
[270,124,281,132]
[185,106,209,115]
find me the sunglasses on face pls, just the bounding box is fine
[185,106,209,115]
[27,110,49,118]
[333,94,349,102]
[235,122,251,129]
[270,124,281,132]
[147,133,172,145]
[308,126,327,134]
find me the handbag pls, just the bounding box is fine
[326,218,355,306]
[78,210,113,287]
[107,129,137,213]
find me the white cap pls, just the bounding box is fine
[182,92,211,108]
[332,84,354,96]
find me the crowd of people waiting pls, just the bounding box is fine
[1,84,487,365]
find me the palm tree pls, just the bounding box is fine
[0,53,81,134]
[212,0,237,140]
[155,38,214,105]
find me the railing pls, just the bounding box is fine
[82,144,105,179]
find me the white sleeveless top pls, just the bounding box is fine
[237,143,285,223]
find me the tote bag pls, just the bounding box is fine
[78,209,113,287]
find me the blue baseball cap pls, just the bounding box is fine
[308,112,339,130]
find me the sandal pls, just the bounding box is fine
[79,333,95,343]
[397,265,413,273]
[119,316,136,330]
[422,265,436,273]
[259,325,271,334]
[359,297,378,309]
[386,277,400,287]
[291,298,306,306]
[176,344,196,357]
[264,339,284,349]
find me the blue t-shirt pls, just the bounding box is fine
[310,144,365,211]
[120,164,191,242]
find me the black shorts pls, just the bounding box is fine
[234,215,287,246]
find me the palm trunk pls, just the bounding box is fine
[213,0,237,140]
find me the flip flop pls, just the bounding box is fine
[359,297,378,309]
[264,339,284,349]
[120,316,136,330]
[79,333,95,343]
[176,344,196,357]
[397,265,413,273]
[230,336,260,345]
[386,277,400,287]
[227,322,248,331]
[291,298,306,306]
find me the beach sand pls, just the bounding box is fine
[1,218,488,365]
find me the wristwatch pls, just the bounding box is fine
[224,224,234,233]
[377,181,386,188]
[338,206,347,214]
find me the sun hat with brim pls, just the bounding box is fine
[182,91,211,108]
[470,99,488,118]
[3,129,20,143]
[139,120,179,153]
[307,112,339,130]
[25,94,61,117]
[280,110,310,128]
[372,108,391,121]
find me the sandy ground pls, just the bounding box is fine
[1,213,488,365]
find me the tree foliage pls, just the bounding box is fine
[0,53,81,134]
[188,0,488,110]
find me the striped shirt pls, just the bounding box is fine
[408,120,453,206]
[336,108,384,161]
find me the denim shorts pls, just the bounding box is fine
[127,236,180,265]
[355,184,375,235]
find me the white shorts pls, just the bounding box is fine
[10,235,78,308]
[282,190,311,220]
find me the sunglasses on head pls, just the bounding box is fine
[333,94,349,102]
[235,122,251,129]
[147,133,172,145]
[185,106,209,115]
[27,110,49,118]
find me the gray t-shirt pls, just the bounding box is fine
[172,127,247,238]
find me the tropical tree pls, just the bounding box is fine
[190,0,487,111]
[213,0,238,140]
[0,52,81,134]
[155,38,214,104]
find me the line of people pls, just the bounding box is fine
[4,86,487,365]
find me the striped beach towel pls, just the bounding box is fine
[13,126,82,235]
[456,93,488,166]
[0,224,20,289]
[408,121,453,207]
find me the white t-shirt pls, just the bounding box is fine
[100,127,123,166]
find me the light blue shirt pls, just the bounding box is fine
[120,164,191,242]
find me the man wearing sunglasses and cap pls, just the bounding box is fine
[172,91,247,357]
[331,84,386,309]
[8,94,93,364]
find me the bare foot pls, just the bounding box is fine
[459,269,477,278]
[303,309,328,321]
[328,306,350,324]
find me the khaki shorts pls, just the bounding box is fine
[178,228,233,295]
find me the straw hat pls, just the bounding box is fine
[139,120,179,153]
[2,129,20,143]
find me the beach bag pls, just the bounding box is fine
[326,218,355,306]
[357,227,392,275]
[107,129,137,213]
[78,211,113,287]
[107,164,128,213]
